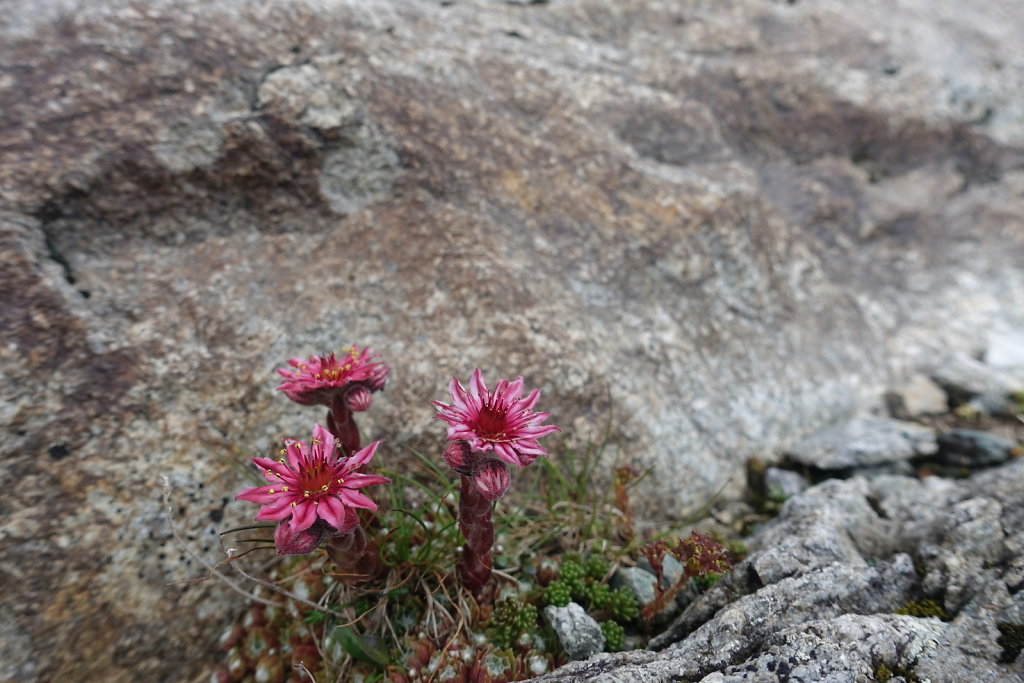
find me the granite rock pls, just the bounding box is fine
[932,351,1023,409]
[936,429,1018,468]
[611,566,659,607]
[886,373,949,418]
[544,602,605,661]
[762,467,808,500]
[785,415,937,470]
[535,459,1024,681]
[3,0,1024,680]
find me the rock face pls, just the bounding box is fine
[785,415,938,470]
[534,458,1024,682]
[544,602,606,661]
[2,0,1024,680]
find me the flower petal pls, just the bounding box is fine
[511,388,541,413]
[516,424,560,438]
[284,439,305,470]
[470,368,488,397]
[252,457,293,479]
[347,440,382,468]
[311,423,336,458]
[491,442,522,466]
[319,496,347,530]
[289,501,318,532]
[339,489,378,510]
[235,485,279,504]
[513,439,548,456]
[255,501,294,521]
[343,473,392,488]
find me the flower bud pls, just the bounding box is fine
[443,441,478,476]
[474,460,511,500]
[346,385,373,412]
[274,520,326,555]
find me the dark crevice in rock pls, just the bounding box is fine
[997,623,1024,664]
[865,494,889,520]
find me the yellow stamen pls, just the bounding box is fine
[268,489,275,494]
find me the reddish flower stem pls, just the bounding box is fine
[324,526,385,584]
[457,475,494,595]
[327,394,360,457]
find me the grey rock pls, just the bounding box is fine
[986,330,1024,369]
[544,557,919,681]
[539,460,1024,681]
[702,615,946,683]
[763,467,808,500]
[932,352,1022,409]
[637,554,685,590]
[3,0,1024,679]
[886,373,949,417]
[937,429,1018,468]
[786,415,937,470]
[631,557,700,615]
[543,602,605,661]
[612,566,659,606]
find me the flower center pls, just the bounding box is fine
[297,461,340,499]
[475,402,509,441]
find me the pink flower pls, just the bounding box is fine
[432,369,560,467]
[276,345,390,406]
[235,425,390,539]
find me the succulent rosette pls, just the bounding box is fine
[235,424,390,553]
[432,369,559,500]
[276,345,390,407]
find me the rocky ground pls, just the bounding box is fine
[534,340,1024,681]
[2,0,1024,679]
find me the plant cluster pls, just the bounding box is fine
[197,344,735,681]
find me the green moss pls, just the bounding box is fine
[606,586,639,622]
[580,579,611,609]
[600,620,625,652]
[543,580,571,607]
[874,663,919,682]
[893,598,949,621]
[585,555,611,581]
[490,598,538,649]
[694,572,724,591]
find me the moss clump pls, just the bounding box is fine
[601,620,625,652]
[585,555,610,581]
[893,598,949,621]
[606,586,639,622]
[542,580,571,608]
[490,598,538,649]
[579,579,611,609]
[694,572,724,591]
[874,663,919,682]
